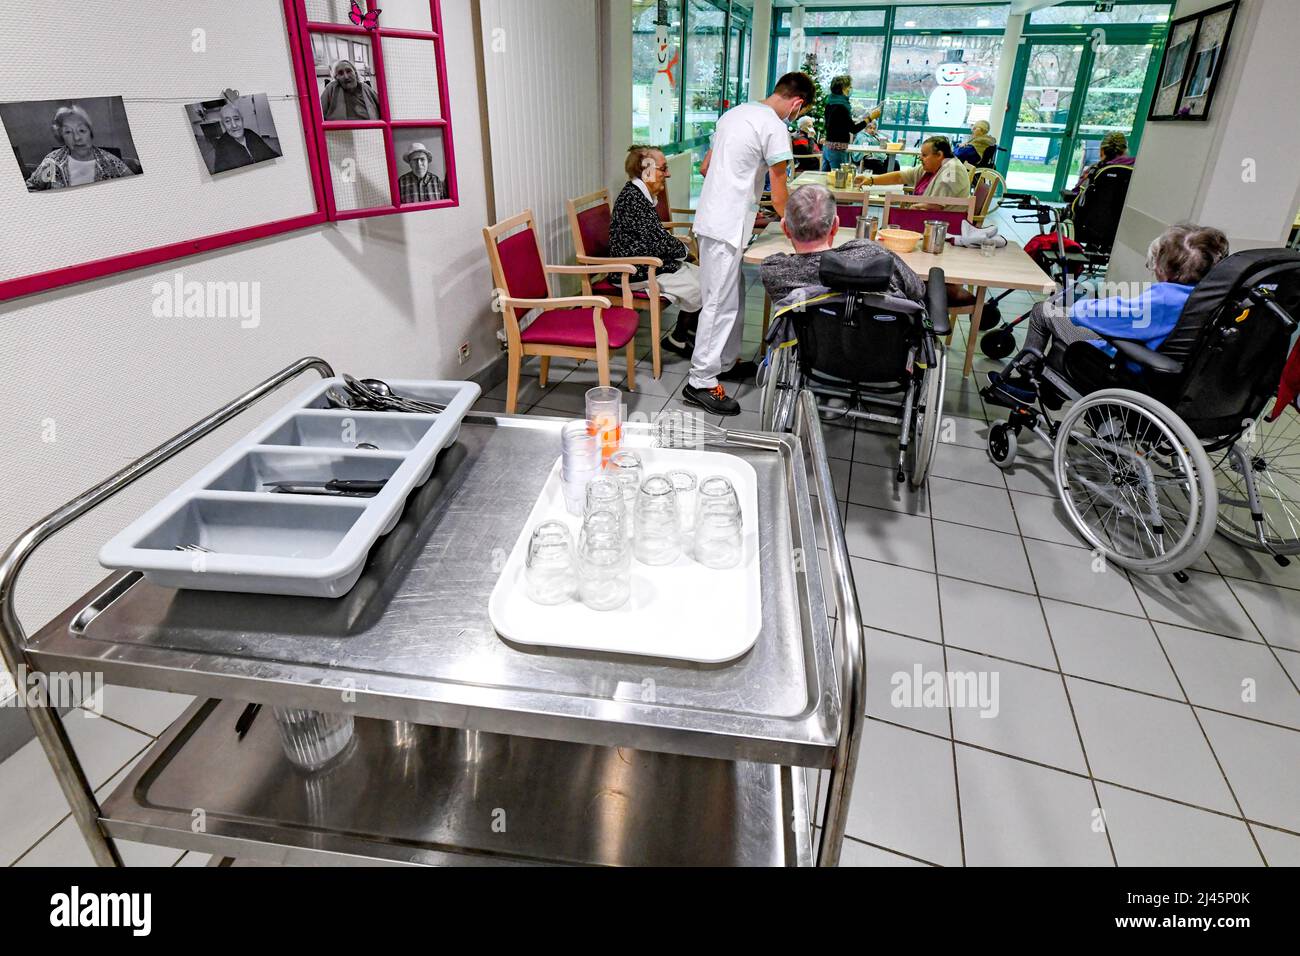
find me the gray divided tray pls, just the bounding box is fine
[98,377,480,598]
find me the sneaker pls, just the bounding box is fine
[982,371,1037,409]
[719,360,759,383]
[682,383,741,416]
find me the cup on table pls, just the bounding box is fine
[694,475,744,570]
[585,387,623,464]
[606,449,644,538]
[525,520,576,605]
[633,475,682,566]
[980,238,998,258]
[577,510,631,611]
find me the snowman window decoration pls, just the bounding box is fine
[928,54,977,129]
[650,0,680,146]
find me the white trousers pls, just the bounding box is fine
[689,237,747,389]
[631,261,703,313]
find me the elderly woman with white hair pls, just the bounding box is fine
[956,119,997,168]
[26,104,135,190]
[984,222,1230,408]
[760,184,925,308]
[320,59,381,120]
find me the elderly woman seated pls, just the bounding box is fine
[956,120,997,168]
[760,184,925,309]
[984,222,1229,408]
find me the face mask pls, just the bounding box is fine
[784,100,805,124]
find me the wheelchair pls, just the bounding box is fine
[983,248,1300,577]
[759,251,950,490]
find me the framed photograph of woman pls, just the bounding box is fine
[0,95,143,191]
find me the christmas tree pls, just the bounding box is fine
[800,52,827,139]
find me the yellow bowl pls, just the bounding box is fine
[877,228,922,254]
[885,142,904,152]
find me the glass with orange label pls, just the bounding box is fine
[585,387,623,463]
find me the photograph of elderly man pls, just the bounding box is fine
[320,58,381,120]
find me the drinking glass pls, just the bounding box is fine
[694,476,744,570]
[667,469,698,540]
[525,520,576,605]
[606,450,644,538]
[577,511,631,611]
[633,475,681,566]
[980,238,998,258]
[272,707,355,772]
[561,420,600,514]
[584,475,626,523]
[585,387,623,464]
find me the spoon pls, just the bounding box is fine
[363,379,446,413]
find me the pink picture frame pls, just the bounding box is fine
[0,0,458,303]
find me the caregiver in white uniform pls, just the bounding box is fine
[683,72,815,417]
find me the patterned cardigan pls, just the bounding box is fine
[26,146,135,190]
[609,180,688,285]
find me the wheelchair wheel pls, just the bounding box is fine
[760,344,801,432]
[988,421,1017,470]
[905,344,947,490]
[980,325,1017,360]
[1213,406,1300,556]
[1053,389,1217,575]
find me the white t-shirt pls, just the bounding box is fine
[693,102,794,249]
[67,156,96,186]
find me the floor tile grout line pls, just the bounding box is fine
[76,705,166,742]
[863,618,1300,734]
[1141,621,1269,864]
[864,714,1300,838]
[841,834,943,867]
[7,738,156,867]
[1007,486,1120,866]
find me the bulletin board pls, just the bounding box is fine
[0,1,326,302]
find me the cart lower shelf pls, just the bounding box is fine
[101,700,813,867]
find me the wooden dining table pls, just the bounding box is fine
[789,170,904,204]
[743,223,1058,378]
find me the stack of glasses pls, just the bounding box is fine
[560,420,601,515]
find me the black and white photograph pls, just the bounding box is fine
[185,93,283,175]
[0,95,142,192]
[393,127,448,205]
[313,32,381,120]
[1176,2,1238,117]
[1149,17,1197,118]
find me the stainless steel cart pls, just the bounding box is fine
[1,358,864,867]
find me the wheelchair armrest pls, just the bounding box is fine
[925,268,951,337]
[1107,338,1183,374]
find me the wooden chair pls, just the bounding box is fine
[882,193,981,339]
[567,188,697,380]
[483,210,639,414]
[970,168,1006,227]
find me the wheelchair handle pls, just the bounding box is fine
[1249,286,1299,332]
[925,268,950,337]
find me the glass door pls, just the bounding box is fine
[1003,37,1157,198]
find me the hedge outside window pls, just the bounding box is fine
[294,0,457,220]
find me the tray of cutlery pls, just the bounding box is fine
[98,375,480,598]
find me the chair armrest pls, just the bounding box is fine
[501,295,613,312]
[545,263,635,276]
[576,255,662,269]
[1106,338,1183,374]
[670,207,696,216]
[663,222,695,232]
[925,268,951,337]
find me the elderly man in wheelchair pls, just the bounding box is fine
[979,222,1300,579]
[757,185,949,490]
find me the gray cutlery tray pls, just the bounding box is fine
[99,377,481,598]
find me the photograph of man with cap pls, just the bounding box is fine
[397,142,446,204]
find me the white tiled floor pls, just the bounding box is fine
[4,210,1297,867]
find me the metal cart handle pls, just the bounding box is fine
[794,390,866,867]
[0,357,336,866]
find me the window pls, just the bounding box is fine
[882,34,1005,134]
[1030,2,1171,26]
[633,0,683,144]
[295,0,455,219]
[891,4,1008,31]
[803,34,887,118]
[684,0,727,141]
[802,9,888,30]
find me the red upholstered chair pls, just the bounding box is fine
[882,193,980,342]
[484,210,639,414]
[566,188,696,380]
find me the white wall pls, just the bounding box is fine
[479,0,604,269]
[1108,0,1300,282]
[0,0,500,667]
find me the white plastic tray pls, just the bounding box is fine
[98,377,480,598]
[488,446,762,664]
